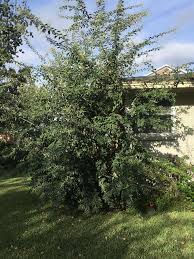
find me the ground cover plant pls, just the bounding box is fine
[1,175,194,259]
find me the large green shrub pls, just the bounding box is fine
[4,0,193,213]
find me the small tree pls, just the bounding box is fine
[19,0,192,212]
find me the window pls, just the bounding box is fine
[138,107,177,141]
[126,106,177,141]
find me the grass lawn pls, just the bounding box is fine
[1,176,194,258]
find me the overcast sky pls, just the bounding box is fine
[18,0,194,71]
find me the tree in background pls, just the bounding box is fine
[0,0,32,167]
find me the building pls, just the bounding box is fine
[124,65,194,164]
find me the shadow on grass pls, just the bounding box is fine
[1,176,194,259]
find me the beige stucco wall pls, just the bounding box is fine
[157,105,194,164]
[179,105,194,163]
[156,91,194,164]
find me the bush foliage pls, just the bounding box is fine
[1,0,194,213]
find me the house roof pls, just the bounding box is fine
[145,65,187,77]
[122,65,194,91]
[123,65,193,82]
